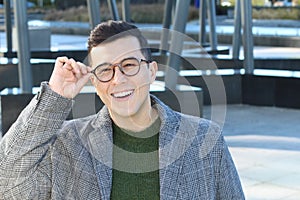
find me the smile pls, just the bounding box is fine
[111,90,134,98]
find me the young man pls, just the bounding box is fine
[0,21,244,199]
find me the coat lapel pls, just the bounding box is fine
[155,101,184,200]
[87,107,113,200]
[154,96,198,200]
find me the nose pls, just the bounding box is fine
[111,65,126,84]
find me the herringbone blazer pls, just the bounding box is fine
[0,83,244,199]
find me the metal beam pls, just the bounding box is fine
[122,0,131,22]
[4,0,13,58]
[107,0,120,21]
[199,0,207,45]
[159,0,175,54]
[241,0,254,74]
[206,0,217,50]
[87,0,101,29]
[13,0,33,93]
[232,0,242,59]
[164,0,191,90]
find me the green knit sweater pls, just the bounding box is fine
[111,118,161,200]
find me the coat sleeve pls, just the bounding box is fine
[0,82,73,199]
[216,135,245,200]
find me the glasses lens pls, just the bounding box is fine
[121,58,140,76]
[93,58,143,82]
[95,64,114,82]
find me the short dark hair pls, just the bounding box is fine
[87,20,152,61]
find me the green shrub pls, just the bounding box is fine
[42,3,300,23]
[43,3,200,23]
[130,4,164,23]
[253,7,300,20]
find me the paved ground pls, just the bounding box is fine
[1,18,300,199]
[203,105,300,200]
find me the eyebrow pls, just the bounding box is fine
[95,56,139,68]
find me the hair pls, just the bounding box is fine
[87,20,152,61]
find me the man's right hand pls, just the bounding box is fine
[49,56,92,99]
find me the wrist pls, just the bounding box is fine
[48,81,74,99]
[48,82,62,96]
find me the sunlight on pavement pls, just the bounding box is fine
[230,147,300,200]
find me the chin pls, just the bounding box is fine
[110,106,138,118]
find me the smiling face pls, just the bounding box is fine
[90,36,157,123]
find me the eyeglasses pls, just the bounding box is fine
[91,57,151,82]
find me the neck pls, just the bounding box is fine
[110,103,158,132]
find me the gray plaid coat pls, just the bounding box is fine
[0,83,244,199]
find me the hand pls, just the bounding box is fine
[49,56,92,99]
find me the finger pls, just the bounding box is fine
[77,71,93,88]
[69,58,81,74]
[76,61,88,74]
[86,66,93,73]
[55,56,69,68]
[62,61,73,71]
[69,61,85,80]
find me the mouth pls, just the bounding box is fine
[111,90,134,99]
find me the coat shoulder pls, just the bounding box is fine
[178,112,221,136]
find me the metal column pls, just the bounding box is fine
[164,0,191,90]
[4,0,13,58]
[122,0,131,22]
[87,0,101,29]
[206,0,217,50]
[13,0,33,93]
[232,0,254,74]
[232,0,241,59]
[159,0,175,54]
[199,0,217,49]
[199,0,207,45]
[241,0,254,74]
[107,0,120,21]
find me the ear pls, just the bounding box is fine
[90,75,97,86]
[149,61,158,83]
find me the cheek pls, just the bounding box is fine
[95,87,102,97]
[137,70,152,84]
[96,86,106,96]
[95,87,112,107]
[93,82,109,99]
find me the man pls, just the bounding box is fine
[0,20,244,199]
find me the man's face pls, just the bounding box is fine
[90,36,157,119]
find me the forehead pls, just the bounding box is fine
[89,36,143,66]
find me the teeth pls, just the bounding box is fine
[112,90,133,98]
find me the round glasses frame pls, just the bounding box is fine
[91,58,151,82]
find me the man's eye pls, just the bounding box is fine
[97,68,112,75]
[123,63,136,67]
[102,68,112,72]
